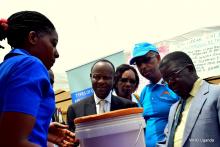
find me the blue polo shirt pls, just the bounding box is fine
[140,79,179,147]
[0,49,55,147]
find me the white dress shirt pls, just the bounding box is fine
[94,90,112,114]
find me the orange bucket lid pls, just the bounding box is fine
[74,108,143,124]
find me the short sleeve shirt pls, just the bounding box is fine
[0,49,55,147]
[140,79,179,147]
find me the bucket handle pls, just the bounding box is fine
[133,122,144,147]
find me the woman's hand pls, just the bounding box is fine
[48,122,79,147]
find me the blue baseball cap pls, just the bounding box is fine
[129,42,158,65]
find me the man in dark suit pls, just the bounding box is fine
[67,59,138,132]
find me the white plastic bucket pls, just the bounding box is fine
[75,108,146,147]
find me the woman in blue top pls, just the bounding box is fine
[0,11,75,147]
[130,42,179,147]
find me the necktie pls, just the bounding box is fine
[167,99,186,147]
[99,100,105,114]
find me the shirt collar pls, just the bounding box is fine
[10,48,31,55]
[157,78,165,85]
[4,48,31,61]
[150,78,165,85]
[94,90,112,104]
[189,78,203,97]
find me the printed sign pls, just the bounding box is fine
[156,27,220,79]
[66,51,125,103]
[71,87,94,103]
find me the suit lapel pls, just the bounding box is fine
[84,96,97,115]
[182,81,209,146]
[110,95,118,111]
[167,101,180,139]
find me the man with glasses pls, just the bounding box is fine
[130,42,179,147]
[159,51,220,147]
[67,59,138,132]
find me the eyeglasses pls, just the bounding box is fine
[119,78,136,85]
[134,55,156,66]
[164,65,188,83]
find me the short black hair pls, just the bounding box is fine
[0,11,55,48]
[160,51,196,71]
[91,59,115,73]
[114,64,139,94]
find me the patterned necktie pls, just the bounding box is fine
[167,98,186,147]
[99,99,105,114]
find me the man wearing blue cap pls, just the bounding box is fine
[130,42,179,147]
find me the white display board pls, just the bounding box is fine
[156,26,220,79]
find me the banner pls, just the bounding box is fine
[155,26,220,79]
[71,87,94,103]
[124,26,220,94]
[66,51,125,103]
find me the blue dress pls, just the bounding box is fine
[140,79,179,147]
[0,49,55,147]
